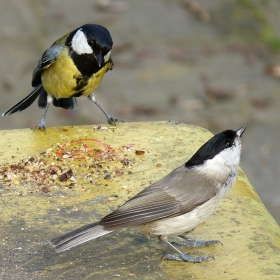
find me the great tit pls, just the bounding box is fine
[2,24,120,130]
[51,126,246,263]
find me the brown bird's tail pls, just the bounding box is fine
[50,222,113,252]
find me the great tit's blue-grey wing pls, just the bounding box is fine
[100,165,217,228]
[32,45,64,87]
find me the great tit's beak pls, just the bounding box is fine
[94,53,103,67]
[236,126,246,137]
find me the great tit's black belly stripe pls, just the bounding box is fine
[72,90,85,97]
[70,52,104,95]
[73,75,88,93]
[71,52,101,79]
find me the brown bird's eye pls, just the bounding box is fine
[225,142,232,148]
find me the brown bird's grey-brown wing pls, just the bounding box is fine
[51,165,217,252]
[100,165,217,228]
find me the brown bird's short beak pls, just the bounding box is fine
[236,126,246,137]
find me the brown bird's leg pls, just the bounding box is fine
[160,236,214,263]
[172,235,223,247]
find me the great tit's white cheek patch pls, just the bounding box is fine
[72,29,93,55]
[104,50,111,63]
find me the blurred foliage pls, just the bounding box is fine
[235,0,280,51]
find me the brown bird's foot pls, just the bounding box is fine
[164,240,215,263]
[164,253,214,263]
[172,235,223,248]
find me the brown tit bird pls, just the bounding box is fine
[51,126,246,263]
[2,24,120,130]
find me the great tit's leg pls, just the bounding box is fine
[163,241,214,263]
[88,94,124,126]
[172,235,223,247]
[34,96,52,131]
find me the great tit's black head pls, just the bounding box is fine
[67,24,113,67]
[185,126,246,169]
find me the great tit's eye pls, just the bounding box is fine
[88,38,96,48]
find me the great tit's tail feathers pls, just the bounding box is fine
[38,91,48,108]
[2,85,44,116]
[38,91,78,110]
[53,97,78,110]
[50,222,112,252]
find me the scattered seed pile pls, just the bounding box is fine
[0,138,145,194]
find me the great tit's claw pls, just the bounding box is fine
[34,119,46,132]
[107,115,124,126]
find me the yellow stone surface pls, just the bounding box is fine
[0,121,279,279]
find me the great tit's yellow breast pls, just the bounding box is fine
[41,48,78,99]
[41,48,109,99]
